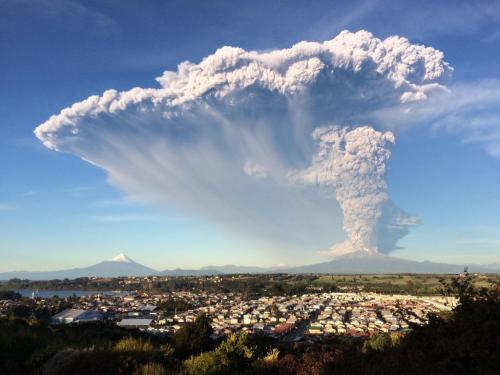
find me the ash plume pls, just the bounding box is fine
[34,30,452,256]
[291,126,395,256]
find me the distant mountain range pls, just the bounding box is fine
[200,253,498,274]
[0,252,498,280]
[0,254,157,280]
[279,251,497,274]
[484,262,500,270]
[200,265,270,274]
[157,268,223,277]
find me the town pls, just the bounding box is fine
[0,274,458,341]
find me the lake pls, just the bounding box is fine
[16,289,133,298]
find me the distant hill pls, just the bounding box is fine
[189,253,498,275]
[0,253,157,280]
[482,262,500,271]
[280,251,497,274]
[156,268,223,276]
[0,254,223,280]
[200,265,268,274]
[0,252,497,281]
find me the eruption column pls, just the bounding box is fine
[296,126,395,257]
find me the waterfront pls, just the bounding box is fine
[15,289,132,298]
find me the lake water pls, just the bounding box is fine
[16,289,133,298]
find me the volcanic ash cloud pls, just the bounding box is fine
[34,30,452,256]
[291,126,395,257]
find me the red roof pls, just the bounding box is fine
[274,323,294,334]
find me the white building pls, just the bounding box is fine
[51,309,103,324]
[117,318,153,329]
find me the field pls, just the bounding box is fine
[312,274,498,295]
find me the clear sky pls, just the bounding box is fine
[1,0,500,271]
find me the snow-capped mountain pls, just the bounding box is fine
[0,254,157,280]
[111,253,134,263]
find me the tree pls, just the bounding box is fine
[174,314,214,357]
[11,304,32,319]
[271,304,282,319]
[0,290,21,300]
[361,334,397,353]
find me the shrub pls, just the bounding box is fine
[114,337,155,352]
[263,348,280,362]
[140,362,168,375]
[183,351,220,375]
[361,334,397,353]
[183,332,256,375]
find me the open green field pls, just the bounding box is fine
[312,274,498,295]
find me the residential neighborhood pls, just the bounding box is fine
[1,282,457,341]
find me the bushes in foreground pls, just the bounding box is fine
[183,332,256,375]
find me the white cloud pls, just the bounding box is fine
[373,79,500,160]
[35,30,451,150]
[243,161,268,179]
[35,30,452,256]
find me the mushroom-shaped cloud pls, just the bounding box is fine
[35,30,451,257]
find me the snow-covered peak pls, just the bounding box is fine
[111,253,133,263]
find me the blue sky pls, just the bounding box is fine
[1,0,500,271]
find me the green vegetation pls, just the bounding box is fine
[312,273,498,295]
[174,315,215,357]
[0,273,499,374]
[361,333,399,353]
[0,290,21,300]
[157,298,192,314]
[0,277,126,292]
[183,332,256,375]
[114,337,156,352]
[0,320,174,375]
[3,273,498,297]
[1,294,73,322]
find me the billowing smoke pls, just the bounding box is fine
[291,126,395,256]
[35,30,452,257]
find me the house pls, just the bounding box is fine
[51,309,103,324]
[117,318,153,329]
[138,304,157,313]
[274,323,294,335]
